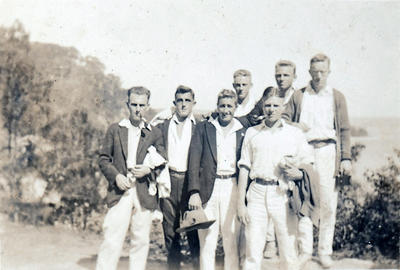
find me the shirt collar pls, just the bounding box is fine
[286,87,295,97]
[306,81,332,95]
[238,94,254,108]
[119,118,150,130]
[259,118,284,131]
[283,87,295,104]
[172,113,196,125]
[211,117,243,134]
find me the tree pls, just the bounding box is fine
[0,21,52,154]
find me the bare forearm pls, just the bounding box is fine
[238,167,249,206]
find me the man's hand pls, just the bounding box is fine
[340,160,352,176]
[237,203,250,226]
[132,165,151,178]
[202,110,218,120]
[116,174,130,191]
[188,193,202,210]
[282,164,303,180]
[150,107,174,125]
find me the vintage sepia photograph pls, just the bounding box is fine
[0,1,399,269]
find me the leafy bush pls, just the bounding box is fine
[334,149,400,265]
[1,109,108,233]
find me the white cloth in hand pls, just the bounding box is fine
[143,146,170,198]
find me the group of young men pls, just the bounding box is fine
[95,53,352,270]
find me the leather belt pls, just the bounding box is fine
[169,169,186,176]
[216,173,236,179]
[254,178,279,186]
[308,139,336,148]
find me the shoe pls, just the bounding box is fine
[319,255,333,269]
[298,253,312,267]
[263,241,277,259]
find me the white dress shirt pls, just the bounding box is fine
[119,119,146,169]
[300,83,336,142]
[238,120,313,180]
[167,114,195,172]
[211,118,243,175]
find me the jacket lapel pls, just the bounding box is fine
[191,120,196,137]
[205,122,217,164]
[163,119,171,156]
[119,126,128,161]
[136,127,151,162]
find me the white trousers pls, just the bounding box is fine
[198,177,240,270]
[244,182,298,270]
[266,217,276,242]
[298,143,338,256]
[96,187,153,270]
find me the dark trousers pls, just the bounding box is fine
[160,172,200,270]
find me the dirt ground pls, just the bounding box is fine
[0,214,395,270]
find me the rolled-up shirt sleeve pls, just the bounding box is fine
[237,130,253,171]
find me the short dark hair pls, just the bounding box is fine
[275,60,296,75]
[127,86,151,102]
[175,85,195,100]
[310,53,330,68]
[217,89,237,106]
[261,86,282,103]
[233,69,251,79]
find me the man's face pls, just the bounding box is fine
[275,65,296,91]
[127,93,149,123]
[262,96,284,123]
[173,92,195,120]
[217,97,237,125]
[233,76,252,102]
[309,61,330,90]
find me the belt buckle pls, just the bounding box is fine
[255,178,277,186]
[169,169,186,176]
[217,173,235,179]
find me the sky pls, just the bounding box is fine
[0,0,399,118]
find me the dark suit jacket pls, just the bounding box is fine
[98,121,165,210]
[187,120,247,205]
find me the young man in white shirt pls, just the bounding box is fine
[244,60,297,127]
[232,69,256,117]
[187,89,247,270]
[237,60,298,259]
[237,87,314,270]
[283,54,352,269]
[157,85,200,270]
[96,87,166,270]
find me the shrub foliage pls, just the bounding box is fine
[335,148,400,263]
